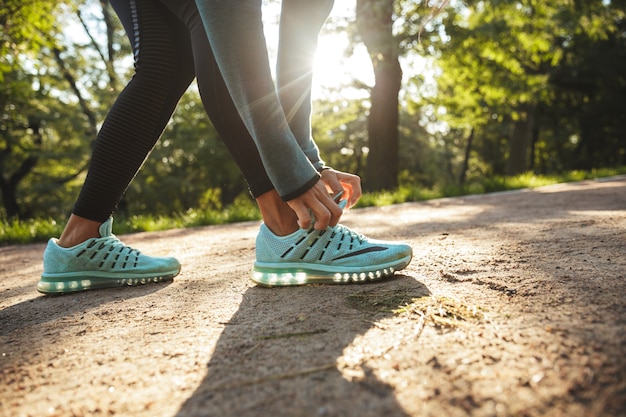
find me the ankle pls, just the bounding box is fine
[264,221,299,237]
[57,215,102,248]
[256,190,299,236]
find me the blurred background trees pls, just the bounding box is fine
[1,0,624,221]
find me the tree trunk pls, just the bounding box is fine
[0,117,42,220]
[459,128,474,185]
[529,125,539,172]
[505,105,535,175]
[0,181,21,220]
[356,0,402,191]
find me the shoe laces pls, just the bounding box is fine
[312,224,365,245]
[87,235,140,256]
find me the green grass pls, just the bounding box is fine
[2,168,624,246]
[0,198,263,246]
[355,167,625,207]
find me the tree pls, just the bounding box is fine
[548,3,626,169]
[356,0,402,191]
[350,0,462,190]
[426,0,626,177]
[1,0,58,219]
[0,0,129,220]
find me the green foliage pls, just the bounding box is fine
[357,167,626,208]
[0,0,57,81]
[313,98,369,177]
[1,1,64,218]
[403,0,626,179]
[0,217,63,245]
[2,0,624,235]
[1,0,130,220]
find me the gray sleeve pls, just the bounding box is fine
[195,0,319,198]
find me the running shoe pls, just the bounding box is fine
[38,217,180,294]
[252,223,412,287]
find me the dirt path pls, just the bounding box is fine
[1,177,625,417]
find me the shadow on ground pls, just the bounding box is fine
[176,275,429,417]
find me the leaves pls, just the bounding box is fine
[406,0,626,176]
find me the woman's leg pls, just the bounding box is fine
[158,0,300,236]
[40,0,195,294]
[158,0,275,199]
[58,0,196,247]
[158,0,304,236]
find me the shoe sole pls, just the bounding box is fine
[251,255,412,287]
[37,268,180,295]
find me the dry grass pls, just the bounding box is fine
[395,296,485,329]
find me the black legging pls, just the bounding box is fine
[73,0,273,222]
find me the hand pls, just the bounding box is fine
[286,180,342,230]
[319,168,362,209]
[286,169,362,230]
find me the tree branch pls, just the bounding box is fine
[76,6,118,90]
[52,46,98,140]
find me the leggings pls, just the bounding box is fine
[74,0,275,222]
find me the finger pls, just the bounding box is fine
[309,190,344,229]
[320,170,344,195]
[341,178,361,208]
[311,206,332,230]
[323,194,344,228]
[340,181,354,207]
[327,202,343,227]
[328,170,361,208]
[287,200,313,229]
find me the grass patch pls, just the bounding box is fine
[0,202,262,246]
[355,167,626,208]
[0,218,64,245]
[2,168,624,246]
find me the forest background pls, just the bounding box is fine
[1,0,625,243]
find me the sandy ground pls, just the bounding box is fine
[1,177,625,417]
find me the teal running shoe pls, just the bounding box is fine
[38,217,180,295]
[252,223,412,287]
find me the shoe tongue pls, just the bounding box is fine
[99,217,114,237]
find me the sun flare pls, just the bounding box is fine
[312,32,373,99]
[262,1,373,100]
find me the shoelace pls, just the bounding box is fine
[87,235,140,255]
[309,224,365,245]
[334,224,366,244]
